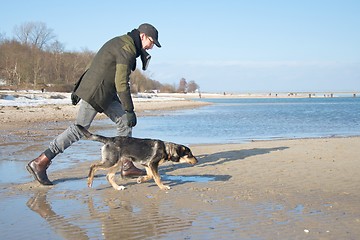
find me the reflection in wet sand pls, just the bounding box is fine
[87,195,193,239]
[27,189,193,239]
[27,190,88,239]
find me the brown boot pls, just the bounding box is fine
[26,153,53,185]
[121,159,146,178]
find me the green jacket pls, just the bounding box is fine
[75,34,137,113]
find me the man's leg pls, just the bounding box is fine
[104,100,145,178]
[103,100,132,137]
[48,101,98,154]
[27,101,98,185]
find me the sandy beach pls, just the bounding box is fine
[1,96,359,239]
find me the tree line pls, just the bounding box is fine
[0,22,199,93]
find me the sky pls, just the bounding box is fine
[1,0,360,93]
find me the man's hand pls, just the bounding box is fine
[126,111,137,127]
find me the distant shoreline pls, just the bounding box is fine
[1,89,359,101]
[156,91,360,99]
[1,90,358,131]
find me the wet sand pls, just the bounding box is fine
[1,99,359,239]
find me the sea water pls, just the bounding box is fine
[98,97,360,145]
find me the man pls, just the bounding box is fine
[26,23,161,185]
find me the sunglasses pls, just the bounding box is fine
[147,36,154,44]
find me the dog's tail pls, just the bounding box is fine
[76,124,110,144]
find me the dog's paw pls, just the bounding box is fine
[161,185,171,190]
[116,185,126,191]
[136,176,143,184]
[137,176,151,184]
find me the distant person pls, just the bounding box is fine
[26,23,161,185]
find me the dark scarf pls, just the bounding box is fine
[127,29,151,71]
[127,29,142,57]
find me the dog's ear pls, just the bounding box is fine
[170,148,180,162]
[177,145,193,157]
[177,146,185,157]
[168,144,181,162]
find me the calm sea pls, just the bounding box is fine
[98,97,360,145]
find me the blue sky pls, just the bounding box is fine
[1,0,359,93]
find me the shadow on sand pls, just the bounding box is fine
[158,146,289,187]
[195,146,289,167]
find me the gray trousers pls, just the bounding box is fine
[48,100,131,157]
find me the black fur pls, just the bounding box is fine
[77,125,198,190]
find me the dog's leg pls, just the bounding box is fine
[106,163,126,191]
[87,164,98,188]
[107,173,125,191]
[149,161,171,190]
[136,167,153,184]
[88,162,111,188]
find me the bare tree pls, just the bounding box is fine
[0,41,31,85]
[177,77,187,93]
[14,22,56,49]
[12,22,57,85]
[48,40,65,82]
[130,69,147,93]
[187,80,199,93]
[1,23,184,92]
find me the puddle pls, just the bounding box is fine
[54,178,90,191]
[163,175,216,183]
[0,160,31,184]
[290,204,304,214]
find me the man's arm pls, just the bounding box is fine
[115,63,136,127]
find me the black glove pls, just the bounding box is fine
[126,111,137,127]
[118,89,136,127]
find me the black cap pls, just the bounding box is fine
[138,23,161,48]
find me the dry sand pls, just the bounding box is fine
[0,99,359,239]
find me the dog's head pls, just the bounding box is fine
[168,144,198,165]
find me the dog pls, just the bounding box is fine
[77,125,198,191]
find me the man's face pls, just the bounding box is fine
[140,33,154,50]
